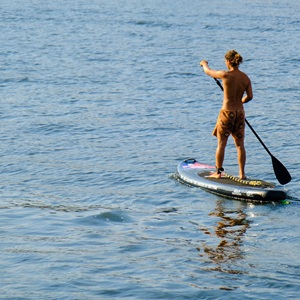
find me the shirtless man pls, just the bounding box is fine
[200,50,253,179]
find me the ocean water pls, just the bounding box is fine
[0,0,299,299]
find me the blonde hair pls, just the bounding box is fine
[225,50,243,67]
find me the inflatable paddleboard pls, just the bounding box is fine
[177,158,287,202]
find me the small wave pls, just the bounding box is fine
[97,210,131,222]
[128,19,172,29]
[1,77,30,83]
[165,72,197,78]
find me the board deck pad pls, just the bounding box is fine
[177,158,287,202]
[199,171,275,188]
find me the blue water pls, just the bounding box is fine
[0,0,299,299]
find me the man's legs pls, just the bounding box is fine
[234,137,246,179]
[209,137,228,178]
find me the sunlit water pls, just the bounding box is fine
[0,1,299,299]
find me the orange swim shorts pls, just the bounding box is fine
[212,109,245,140]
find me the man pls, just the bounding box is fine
[200,50,253,179]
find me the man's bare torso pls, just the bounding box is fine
[222,69,250,111]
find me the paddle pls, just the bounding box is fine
[213,78,291,185]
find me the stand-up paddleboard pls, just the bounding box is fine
[177,158,287,202]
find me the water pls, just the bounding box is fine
[0,0,299,299]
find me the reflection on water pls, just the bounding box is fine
[198,200,251,274]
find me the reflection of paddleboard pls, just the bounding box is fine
[177,158,287,202]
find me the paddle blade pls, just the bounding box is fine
[271,155,292,185]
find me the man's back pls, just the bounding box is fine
[222,69,251,111]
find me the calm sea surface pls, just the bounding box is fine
[0,0,299,299]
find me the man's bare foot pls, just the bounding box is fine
[208,171,222,179]
[239,173,246,180]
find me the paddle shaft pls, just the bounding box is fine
[244,119,272,156]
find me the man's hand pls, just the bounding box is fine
[200,60,208,67]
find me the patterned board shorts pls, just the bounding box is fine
[212,109,245,140]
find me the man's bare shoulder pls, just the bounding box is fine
[230,69,251,85]
[219,70,230,78]
[238,69,250,80]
